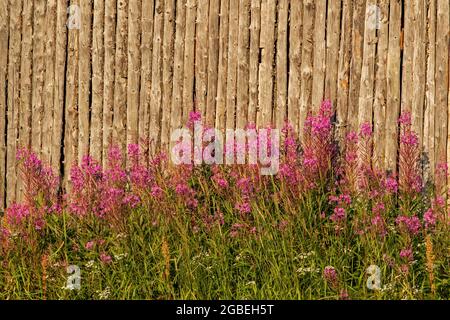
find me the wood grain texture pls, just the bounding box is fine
[139,0,154,160]
[385,0,402,172]
[236,0,250,129]
[91,0,105,162]
[424,0,436,179]
[299,0,315,136]
[287,0,302,133]
[102,0,117,167]
[113,0,128,153]
[78,0,92,162]
[150,0,164,154]
[215,0,229,132]
[275,0,289,129]
[127,0,142,151]
[171,0,187,137]
[336,0,352,143]
[373,0,389,168]
[160,0,175,150]
[182,0,197,125]
[248,0,261,126]
[311,0,326,111]
[257,0,276,127]
[0,0,8,207]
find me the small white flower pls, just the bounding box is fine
[98,287,111,300]
[85,260,95,268]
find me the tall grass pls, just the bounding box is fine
[0,101,448,300]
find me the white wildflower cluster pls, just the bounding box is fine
[97,287,111,300]
[85,260,95,269]
[294,251,316,261]
[296,267,320,276]
[380,282,394,293]
[192,251,211,261]
[114,253,128,261]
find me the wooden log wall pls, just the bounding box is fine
[0,0,448,206]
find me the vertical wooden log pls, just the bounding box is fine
[275,0,289,130]
[435,0,449,165]
[257,0,276,127]
[424,0,436,179]
[206,0,220,127]
[373,0,389,168]
[226,0,238,131]
[385,0,402,172]
[160,0,175,151]
[0,0,8,207]
[215,0,229,131]
[91,0,105,162]
[6,0,22,204]
[64,0,80,187]
[299,0,315,135]
[18,0,34,200]
[336,0,352,142]
[288,0,302,133]
[236,0,250,129]
[102,0,116,166]
[113,0,128,153]
[51,0,67,173]
[357,0,377,127]
[42,0,57,164]
[127,0,142,151]
[31,0,46,157]
[78,0,92,161]
[311,0,326,111]
[195,0,209,118]
[171,0,186,137]
[149,0,164,154]
[347,0,365,131]
[325,0,341,108]
[182,0,197,124]
[248,0,261,125]
[412,0,426,151]
[139,0,154,159]
[401,0,414,113]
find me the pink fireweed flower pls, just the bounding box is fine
[187,110,202,129]
[399,247,413,262]
[396,215,421,235]
[330,207,346,222]
[127,143,140,162]
[432,196,445,208]
[34,218,45,231]
[359,122,373,138]
[339,289,350,300]
[100,252,112,264]
[423,208,436,229]
[230,223,245,238]
[85,241,95,250]
[175,183,190,196]
[371,214,387,237]
[236,177,253,195]
[398,112,412,126]
[400,132,419,147]
[384,176,398,193]
[150,185,164,199]
[123,194,141,208]
[5,203,31,226]
[236,202,251,215]
[372,202,386,216]
[323,266,338,287]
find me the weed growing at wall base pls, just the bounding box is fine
[0,101,448,300]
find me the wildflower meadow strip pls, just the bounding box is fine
[0,101,448,300]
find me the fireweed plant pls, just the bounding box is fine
[0,100,448,299]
